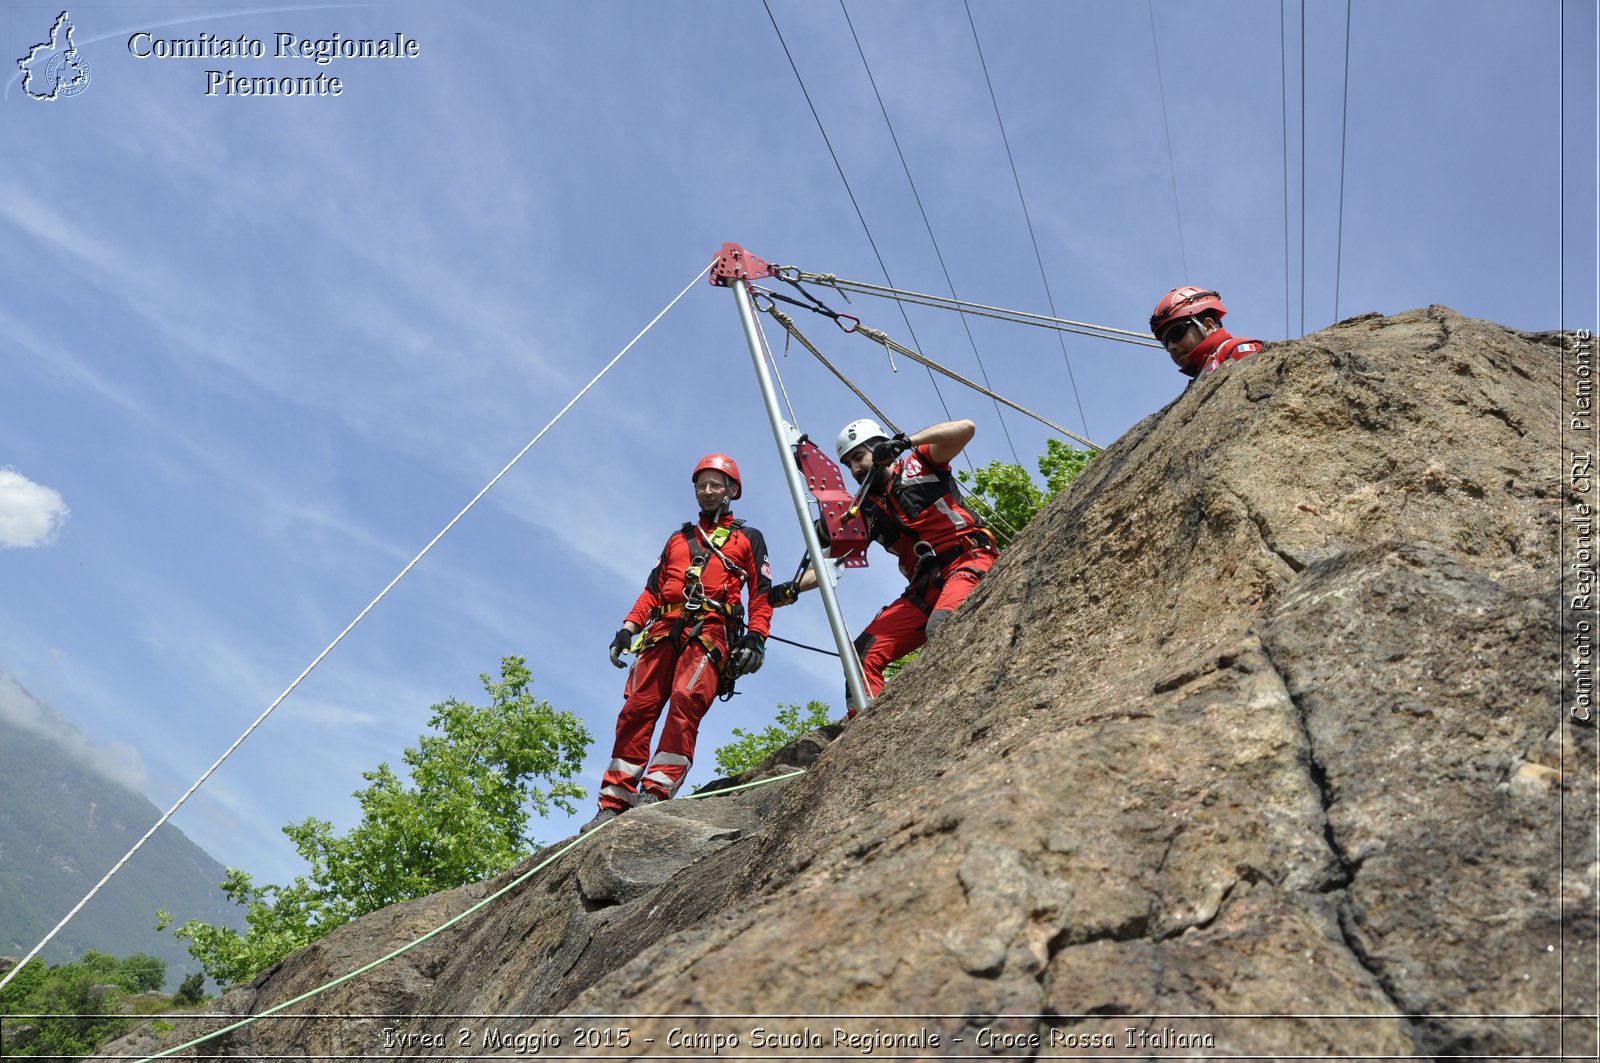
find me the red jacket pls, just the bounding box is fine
[1189,326,1264,377]
[859,444,993,579]
[625,512,774,637]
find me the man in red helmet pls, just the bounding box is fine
[580,454,773,833]
[771,418,998,717]
[1149,287,1264,379]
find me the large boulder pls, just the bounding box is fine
[97,308,1594,1061]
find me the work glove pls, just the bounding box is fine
[872,433,912,464]
[767,581,800,607]
[608,627,633,669]
[727,633,766,677]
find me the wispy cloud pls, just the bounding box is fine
[0,670,149,791]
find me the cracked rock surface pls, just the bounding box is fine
[98,308,1594,1060]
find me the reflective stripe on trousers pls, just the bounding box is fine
[596,625,726,809]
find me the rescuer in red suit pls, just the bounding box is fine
[771,418,998,717]
[580,454,773,833]
[1149,286,1264,379]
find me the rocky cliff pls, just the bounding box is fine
[99,307,1595,1060]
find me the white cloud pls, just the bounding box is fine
[0,467,69,548]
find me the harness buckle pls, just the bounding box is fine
[683,563,706,612]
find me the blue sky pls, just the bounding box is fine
[1,0,1593,921]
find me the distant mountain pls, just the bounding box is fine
[0,674,243,988]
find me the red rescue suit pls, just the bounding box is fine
[1188,326,1263,378]
[851,444,997,712]
[599,513,773,809]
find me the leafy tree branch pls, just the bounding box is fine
[159,656,590,987]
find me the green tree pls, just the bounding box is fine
[157,869,328,988]
[172,972,206,1006]
[713,700,835,777]
[0,951,167,1058]
[957,438,1095,548]
[160,656,591,987]
[118,953,166,993]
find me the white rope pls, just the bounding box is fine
[762,305,901,436]
[857,324,1103,452]
[755,307,800,426]
[788,269,1161,348]
[0,260,712,996]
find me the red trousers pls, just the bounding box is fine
[598,620,728,810]
[850,548,996,714]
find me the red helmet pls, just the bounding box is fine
[692,453,741,499]
[1150,287,1226,339]
[1150,287,1227,375]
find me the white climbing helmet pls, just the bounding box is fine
[836,418,890,461]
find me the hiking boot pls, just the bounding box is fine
[634,791,664,807]
[579,807,621,833]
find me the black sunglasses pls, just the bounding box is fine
[1159,319,1194,345]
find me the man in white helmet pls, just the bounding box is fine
[770,417,997,716]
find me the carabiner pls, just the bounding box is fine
[834,312,860,334]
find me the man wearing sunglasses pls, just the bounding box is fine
[1149,287,1264,380]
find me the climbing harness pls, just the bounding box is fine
[682,520,742,613]
[902,532,998,611]
[854,459,999,611]
[636,520,752,702]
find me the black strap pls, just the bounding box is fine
[678,519,747,617]
[860,464,988,550]
[903,531,996,607]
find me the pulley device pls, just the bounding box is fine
[791,436,870,567]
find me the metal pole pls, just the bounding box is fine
[728,278,871,712]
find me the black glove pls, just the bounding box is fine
[727,633,766,676]
[767,581,800,607]
[872,433,912,464]
[608,627,633,669]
